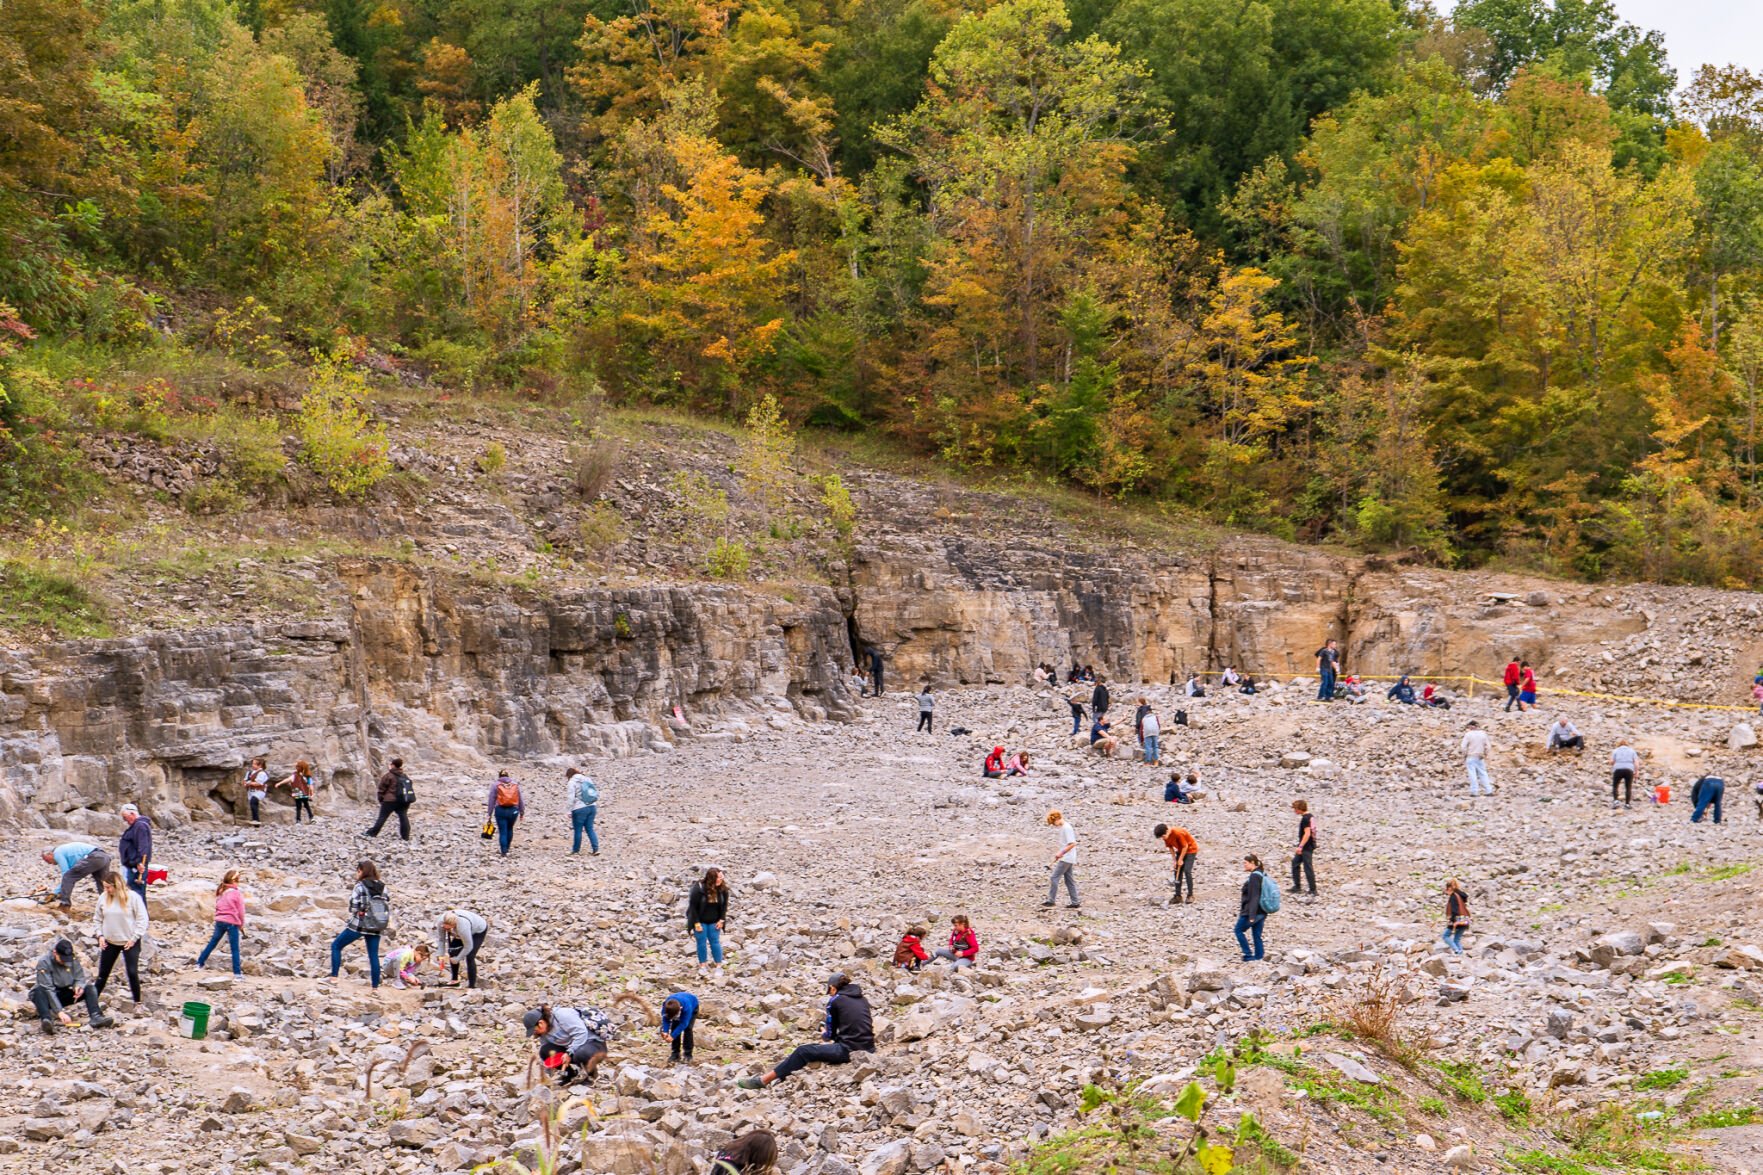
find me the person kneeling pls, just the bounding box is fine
[31,938,114,1034]
[738,973,873,1088]
[524,1004,609,1085]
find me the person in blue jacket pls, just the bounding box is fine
[1386,675,1417,704]
[661,991,700,1063]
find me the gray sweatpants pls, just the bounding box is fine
[1047,861,1079,906]
[57,849,112,906]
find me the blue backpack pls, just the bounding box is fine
[1257,871,1281,914]
[576,775,599,806]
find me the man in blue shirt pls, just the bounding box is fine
[41,842,112,910]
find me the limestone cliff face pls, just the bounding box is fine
[0,562,852,830]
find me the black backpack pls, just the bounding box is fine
[395,772,416,805]
[1174,710,1189,726]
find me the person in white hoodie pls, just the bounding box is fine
[92,869,149,1012]
[1462,721,1493,796]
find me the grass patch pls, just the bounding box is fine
[0,561,110,637]
[1635,1068,1689,1091]
[1508,1151,1598,1175]
[1689,1105,1761,1129]
[1706,863,1754,881]
[1418,1096,1447,1116]
[1432,1060,1488,1104]
[1494,1088,1533,1125]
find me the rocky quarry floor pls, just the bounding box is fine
[2,679,1762,1175]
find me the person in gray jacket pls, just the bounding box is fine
[523,1004,609,1084]
[30,938,114,1034]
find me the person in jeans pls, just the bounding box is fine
[1155,822,1197,905]
[1691,775,1726,824]
[487,771,524,856]
[737,973,874,1088]
[278,760,316,823]
[1461,722,1493,796]
[44,842,111,910]
[435,909,489,988]
[326,860,387,988]
[92,870,149,1011]
[118,804,153,901]
[566,766,600,855]
[1502,657,1522,711]
[195,870,246,976]
[687,867,729,976]
[243,757,271,825]
[1067,689,1087,736]
[1442,879,1470,954]
[1043,810,1080,909]
[1141,705,1162,767]
[1290,800,1317,897]
[932,914,979,967]
[1315,639,1340,701]
[1611,741,1639,808]
[363,758,412,841]
[1234,855,1267,961]
[31,938,114,1034]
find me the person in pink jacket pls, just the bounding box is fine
[195,870,246,976]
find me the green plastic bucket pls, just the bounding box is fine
[180,1001,211,1039]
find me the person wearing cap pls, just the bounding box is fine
[42,842,112,910]
[29,937,114,1033]
[487,770,525,857]
[523,1005,608,1084]
[118,804,153,901]
[736,973,874,1088]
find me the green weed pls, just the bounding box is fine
[0,561,110,637]
[1635,1069,1689,1091]
[1432,1060,1488,1104]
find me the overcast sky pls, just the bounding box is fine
[1445,1,1763,81]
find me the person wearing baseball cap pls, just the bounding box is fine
[737,972,874,1089]
[29,938,113,1034]
[523,1004,608,1085]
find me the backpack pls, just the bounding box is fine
[360,886,392,934]
[1174,710,1189,726]
[395,772,416,805]
[495,779,521,807]
[1256,871,1281,914]
[578,1006,617,1042]
[576,775,599,806]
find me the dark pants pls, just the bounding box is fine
[1550,735,1585,751]
[197,921,242,974]
[331,928,381,986]
[247,793,263,823]
[31,984,102,1024]
[293,796,313,822]
[1234,915,1265,960]
[1612,769,1634,803]
[1692,781,1725,824]
[774,1041,859,1081]
[96,941,142,1003]
[57,849,112,906]
[540,1037,607,1082]
[917,711,932,732]
[871,663,883,695]
[448,930,487,987]
[1070,704,1084,734]
[1505,683,1519,710]
[494,805,519,855]
[366,800,411,840]
[1291,847,1315,895]
[1318,669,1336,701]
[571,806,599,853]
[669,1023,695,1060]
[1172,854,1196,900]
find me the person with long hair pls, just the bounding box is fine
[327,860,387,988]
[195,869,247,976]
[93,870,149,1011]
[278,760,316,823]
[1234,854,1267,962]
[712,1131,778,1174]
[1442,879,1471,955]
[687,867,729,976]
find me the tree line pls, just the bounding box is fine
[3,0,1762,584]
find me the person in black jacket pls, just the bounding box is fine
[118,804,152,901]
[362,758,412,841]
[688,868,729,976]
[1234,854,1267,962]
[1091,675,1109,719]
[738,973,874,1088]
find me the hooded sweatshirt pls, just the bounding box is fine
[541,1006,601,1055]
[823,984,875,1051]
[215,885,246,927]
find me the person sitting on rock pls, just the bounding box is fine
[1238,673,1258,695]
[737,973,874,1088]
[711,1131,778,1175]
[1184,674,1206,698]
[1339,676,1367,704]
[1421,683,1451,709]
[30,937,114,1034]
[661,991,699,1063]
[933,914,979,968]
[524,1004,610,1085]
[1006,750,1031,777]
[1547,717,1585,751]
[1386,676,1417,704]
[1089,716,1118,756]
[386,942,430,988]
[893,926,929,971]
[1221,666,1241,689]
[42,842,111,911]
[982,746,1006,778]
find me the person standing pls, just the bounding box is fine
[1291,800,1317,897]
[43,842,111,910]
[92,870,148,1012]
[566,766,600,855]
[1133,695,1151,744]
[1691,775,1726,824]
[363,758,413,841]
[1462,721,1493,796]
[1442,879,1470,955]
[1066,687,1087,736]
[1042,810,1080,909]
[435,909,489,988]
[1091,675,1110,720]
[243,757,271,825]
[916,683,934,733]
[1502,657,1522,712]
[1611,740,1639,808]
[278,760,316,823]
[1315,639,1340,702]
[1518,661,1538,710]
[487,770,524,856]
[1154,822,1198,905]
[118,804,152,901]
[1234,855,1268,962]
[869,646,885,697]
[327,860,388,988]
[31,938,113,1034]
[687,867,729,977]
[194,870,246,976]
[1141,705,1162,767]
[736,973,874,1088]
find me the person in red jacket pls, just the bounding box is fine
[982,747,1006,778]
[893,926,929,971]
[1502,657,1522,712]
[933,915,979,968]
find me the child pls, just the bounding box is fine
[916,684,934,733]
[933,915,979,968]
[661,991,699,1063]
[277,759,316,823]
[387,943,430,988]
[893,926,929,971]
[982,746,1006,778]
[712,1131,778,1175]
[1006,750,1031,777]
[194,870,247,976]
